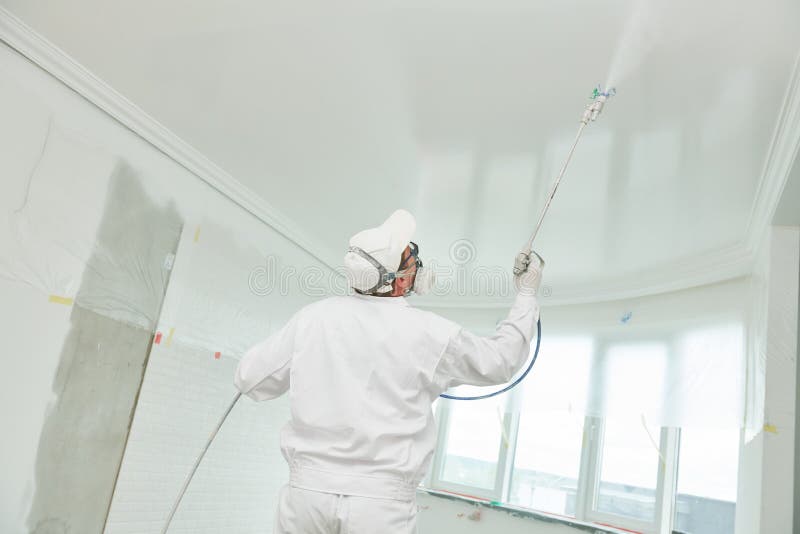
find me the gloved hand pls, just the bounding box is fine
[513,250,544,295]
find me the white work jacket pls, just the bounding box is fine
[234,292,539,501]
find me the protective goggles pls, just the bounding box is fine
[398,241,423,272]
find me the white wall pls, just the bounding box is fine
[736,225,800,534]
[795,247,800,533]
[0,41,331,533]
[760,226,799,534]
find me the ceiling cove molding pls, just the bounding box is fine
[744,51,800,253]
[416,242,753,309]
[0,6,343,275]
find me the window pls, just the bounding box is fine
[430,385,512,498]
[508,337,592,516]
[510,409,584,515]
[595,416,661,522]
[427,327,741,534]
[674,427,739,534]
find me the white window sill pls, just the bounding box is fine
[417,487,637,534]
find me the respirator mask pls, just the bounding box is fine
[347,241,434,296]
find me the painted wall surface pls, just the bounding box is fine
[735,226,800,534]
[795,255,800,534]
[774,153,800,531]
[0,42,332,533]
[759,226,799,534]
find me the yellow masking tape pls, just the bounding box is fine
[193,226,201,243]
[48,295,74,306]
[165,327,175,347]
[764,423,778,434]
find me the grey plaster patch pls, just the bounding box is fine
[25,164,181,534]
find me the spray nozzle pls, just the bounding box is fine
[582,85,616,123]
[590,85,617,100]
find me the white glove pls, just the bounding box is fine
[514,250,544,295]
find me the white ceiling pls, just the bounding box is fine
[3,0,800,302]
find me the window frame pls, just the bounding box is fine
[430,402,680,533]
[427,333,687,534]
[428,389,521,501]
[579,416,680,534]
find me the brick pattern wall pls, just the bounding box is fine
[106,342,289,533]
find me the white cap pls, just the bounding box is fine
[344,209,416,293]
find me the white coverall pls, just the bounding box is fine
[234,291,539,533]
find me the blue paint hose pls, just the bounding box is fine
[439,317,542,401]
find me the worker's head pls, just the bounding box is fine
[344,210,434,297]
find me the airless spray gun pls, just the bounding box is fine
[513,86,616,276]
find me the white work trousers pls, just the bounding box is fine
[274,485,418,534]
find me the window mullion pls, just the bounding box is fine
[655,426,680,534]
[576,415,602,522]
[656,334,682,533]
[577,336,607,522]
[498,388,522,503]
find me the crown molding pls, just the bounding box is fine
[2,7,797,307]
[0,6,343,274]
[744,51,800,254]
[415,242,753,309]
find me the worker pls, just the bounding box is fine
[234,209,543,533]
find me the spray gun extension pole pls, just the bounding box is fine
[513,87,614,276]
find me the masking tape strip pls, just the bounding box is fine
[193,226,201,243]
[764,423,778,434]
[165,327,175,347]
[48,295,74,306]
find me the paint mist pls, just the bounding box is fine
[604,1,664,90]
